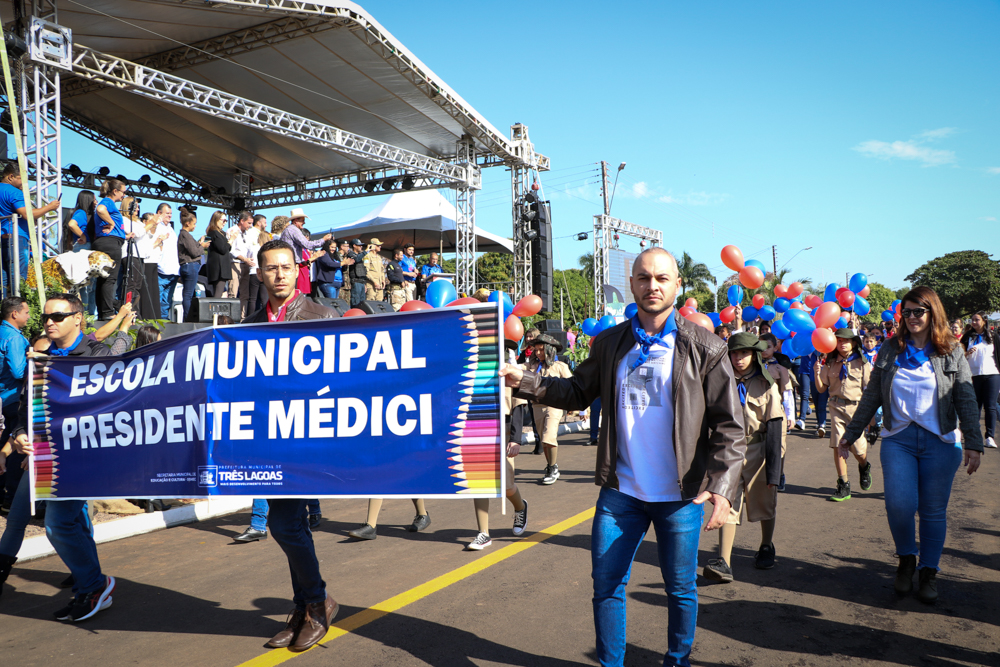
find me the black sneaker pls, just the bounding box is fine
[777,473,786,492]
[512,500,528,536]
[859,462,873,491]
[829,479,851,502]
[408,514,431,532]
[56,575,115,622]
[702,558,733,583]
[348,523,377,540]
[755,543,776,570]
[586,439,597,447]
[308,514,323,530]
[542,464,560,485]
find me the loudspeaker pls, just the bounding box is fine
[185,298,240,323]
[529,199,553,312]
[536,319,562,333]
[359,300,394,315]
[310,295,350,315]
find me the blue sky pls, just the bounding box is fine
[54,0,999,291]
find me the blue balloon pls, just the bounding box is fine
[773,297,790,313]
[707,312,722,326]
[772,320,791,340]
[881,310,894,322]
[795,333,816,357]
[824,283,841,303]
[784,308,817,334]
[727,285,744,307]
[890,299,901,311]
[426,280,458,308]
[598,315,617,332]
[745,259,767,274]
[854,295,871,316]
[581,317,599,336]
[488,290,514,319]
[624,303,638,319]
[849,273,868,294]
[759,305,776,321]
[742,305,759,322]
[835,317,849,329]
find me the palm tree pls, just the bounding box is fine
[677,251,713,297]
[578,253,594,282]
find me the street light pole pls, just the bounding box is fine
[778,246,813,274]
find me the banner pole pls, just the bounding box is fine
[26,359,35,517]
[0,32,47,304]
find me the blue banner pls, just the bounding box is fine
[29,303,504,501]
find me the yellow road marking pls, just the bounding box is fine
[236,506,596,667]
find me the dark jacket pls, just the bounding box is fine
[313,252,343,287]
[206,229,231,283]
[843,340,984,452]
[514,311,747,504]
[386,259,405,286]
[13,337,110,438]
[244,291,340,324]
[177,229,204,265]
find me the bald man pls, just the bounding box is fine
[501,247,746,666]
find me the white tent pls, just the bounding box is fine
[314,190,513,255]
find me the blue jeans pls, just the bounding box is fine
[46,499,105,594]
[267,499,326,608]
[592,487,703,667]
[158,274,179,320]
[590,397,602,441]
[972,374,1000,439]
[812,384,828,428]
[251,499,321,532]
[350,281,366,307]
[881,423,963,571]
[179,262,200,321]
[316,282,341,300]
[0,468,30,558]
[796,372,812,421]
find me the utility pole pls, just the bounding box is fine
[772,245,778,277]
[600,160,611,216]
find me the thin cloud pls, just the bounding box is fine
[981,216,997,222]
[987,167,1000,175]
[853,127,957,167]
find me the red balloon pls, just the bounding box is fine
[786,282,804,298]
[895,302,901,314]
[804,294,822,309]
[686,312,715,332]
[894,313,901,322]
[858,285,870,298]
[343,308,366,317]
[752,294,765,309]
[400,300,432,312]
[837,291,856,309]
[447,297,481,306]
[773,284,788,298]
[835,287,849,298]
[504,314,525,341]
[678,306,695,317]
[512,294,543,317]
[685,297,698,309]
[812,328,837,354]
[721,245,745,272]
[720,306,736,323]
[790,302,808,310]
[814,302,841,329]
[739,266,765,289]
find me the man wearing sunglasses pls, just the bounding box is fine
[10,293,115,622]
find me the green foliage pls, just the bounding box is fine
[676,251,713,296]
[861,282,896,324]
[578,253,594,282]
[679,286,717,312]
[476,252,513,286]
[905,250,1000,318]
[563,333,591,366]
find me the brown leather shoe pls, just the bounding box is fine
[290,595,339,652]
[265,608,305,649]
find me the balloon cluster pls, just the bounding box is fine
[881,299,902,323]
[721,245,766,290]
[766,272,872,358]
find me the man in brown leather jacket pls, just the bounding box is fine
[501,248,745,667]
[245,239,339,652]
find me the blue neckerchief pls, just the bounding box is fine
[48,332,83,357]
[863,348,877,363]
[972,334,983,347]
[895,340,933,370]
[737,370,759,406]
[839,352,859,381]
[630,313,676,370]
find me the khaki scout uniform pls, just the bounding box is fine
[528,359,573,447]
[728,374,785,525]
[819,356,871,456]
[363,249,386,301]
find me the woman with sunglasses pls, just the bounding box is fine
[840,286,982,604]
[960,312,1000,449]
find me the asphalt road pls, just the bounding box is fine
[2,422,998,667]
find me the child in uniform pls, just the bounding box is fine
[703,333,785,582]
[814,328,872,501]
[862,333,883,446]
[526,334,573,484]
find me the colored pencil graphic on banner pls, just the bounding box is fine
[31,360,57,499]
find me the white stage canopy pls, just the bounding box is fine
[314,190,513,254]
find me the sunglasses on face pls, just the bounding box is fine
[42,311,79,323]
[901,308,929,319]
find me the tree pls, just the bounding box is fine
[905,250,1000,318]
[679,286,716,313]
[861,281,896,324]
[476,252,513,289]
[578,253,594,282]
[676,251,713,297]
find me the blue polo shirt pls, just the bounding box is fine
[0,320,28,407]
[399,255,416,282]
[93,197,125,239]
[0,183,28,238]
[71,208,89,243]
[421,263,442,279]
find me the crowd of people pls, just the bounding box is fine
[0,200,994,665]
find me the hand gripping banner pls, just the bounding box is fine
[28,302,504,503]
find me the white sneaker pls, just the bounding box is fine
[986,437,998,449]
[512,500,528,536]
[542,464,560,485]
[795,420,805,430]
[817,426,827,438]
[466,532,492,551]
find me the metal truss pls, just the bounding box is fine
[66,44,472,185]
[231,171,251,214]
[592,214,663,314]
[454,138,478,296]
[249,169,453,209]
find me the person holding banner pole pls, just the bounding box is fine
[245,239,340,651]
[11,293,116,622]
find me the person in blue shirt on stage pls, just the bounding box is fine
[399,243,418,302]
[91,178,128,319]
[419,251,442,300]
[0,162,61,296]
[0,296,28,510]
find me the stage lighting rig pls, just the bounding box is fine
[156,181,169,194]
[381,178,396,191]
[115,174,129,184]
[363,181,377,193]
[139,174,151,183]
[3,30,27,59]
[200,186,212,198]
[66,164,83,179]
[97,166,110,176]
[402,175,415,190]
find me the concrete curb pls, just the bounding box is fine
[16,498,252,562]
